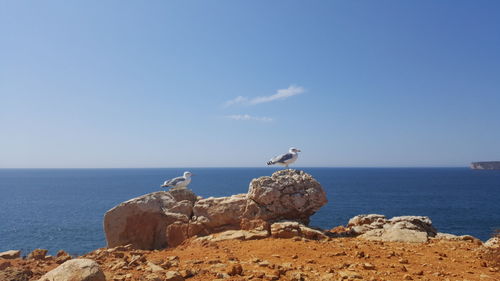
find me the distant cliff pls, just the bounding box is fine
[470,161,500,170]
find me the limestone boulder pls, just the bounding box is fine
[247,169,328,224]
[192,194,248,232]
[38,259,105,281]
[348,214,438,243]
[104,188,197,249]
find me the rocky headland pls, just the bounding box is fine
[1,169,499,281]
[470,162,500,170]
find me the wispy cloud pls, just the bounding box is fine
[224,96,248,107]
[225,114,273,122]
[223,85,305,107]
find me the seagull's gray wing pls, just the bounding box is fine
[272,153,294,163]
[162,176,185,187]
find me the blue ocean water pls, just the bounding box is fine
[0,168,499,256]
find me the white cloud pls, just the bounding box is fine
[249,85,305,105]
[225,114,273,122]
[223,85,305,107]
[223,96,248,107]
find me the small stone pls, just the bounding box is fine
[128,254,146,266]
[403,274,413,280]
[292,255,298,259]
[55,254,72,264]
[112,275,126,281]
[161,260,172,268]
[165,270,185,281]
[113,252,125,258]
[320,273,335,281]
[147,261,164,273]
[168,256,180,261]
[414,270,424,276]
[290,272,306,281]
[259,260,271,267]
[399,258,409,264]
[355,251,365,258]
[179,269,196,278]
[216,272,230,279]
[338,270,362,279]
[228,264,243,276]
[110,260,127,271]
[363,263,376,270]
[56,250,69,257]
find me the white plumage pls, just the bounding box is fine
[161,171,193,189]
[267,147,301,168]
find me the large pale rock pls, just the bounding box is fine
[104,188,197,249]
[38,259,105,281]
[348,214,438,243]
[192,194,248,231]
[247,169,327,224]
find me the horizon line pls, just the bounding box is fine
[0,166,470,169]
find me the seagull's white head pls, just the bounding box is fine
[183,171,193,178]
[289,147,301,153]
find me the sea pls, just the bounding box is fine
[1,168,499,256]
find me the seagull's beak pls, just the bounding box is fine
[297,150,301,152]
[191,174,196,176]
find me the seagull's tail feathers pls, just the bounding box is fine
[267,161,274,166]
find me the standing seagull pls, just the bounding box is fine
[267,147,301,168]
[161,171,193,189]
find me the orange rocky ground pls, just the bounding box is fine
[1,236,499,281]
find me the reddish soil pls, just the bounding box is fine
[1,237,499,281]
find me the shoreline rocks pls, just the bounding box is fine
[0,250,21,260]
[4,169,499,281]
[104,169,328,250]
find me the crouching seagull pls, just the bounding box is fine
[161,171,193,189]
[267,147,301,168]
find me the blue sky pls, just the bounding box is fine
[1,1,499,168]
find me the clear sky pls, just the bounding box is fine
[1,1,499,168]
